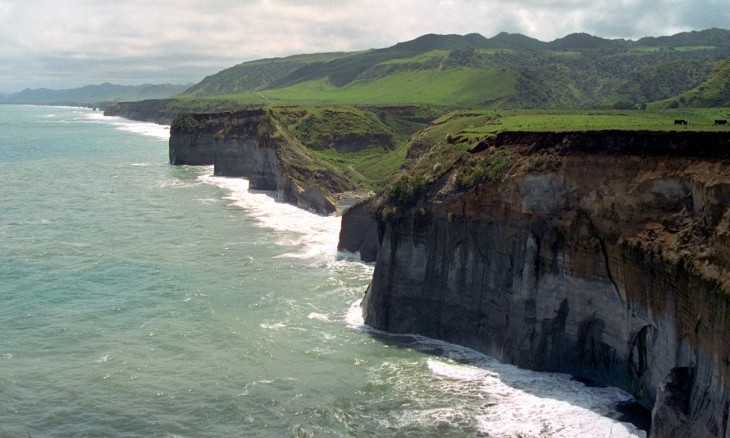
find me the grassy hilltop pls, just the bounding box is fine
[111,29,730,193]
[176,28,730,109]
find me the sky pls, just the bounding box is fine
[1,0,728,93]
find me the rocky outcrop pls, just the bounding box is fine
[363,130,730,437]
[169,110,357,215]
[338,200,380,262]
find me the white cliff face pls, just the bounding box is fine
[363,136,730,437]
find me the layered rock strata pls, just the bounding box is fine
[362,130,730,437]
[169,110,357,215]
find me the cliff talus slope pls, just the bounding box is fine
[362,131,730,437]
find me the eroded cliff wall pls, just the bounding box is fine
[338,200,380,262]
[169,112,228,165]
[363,131,730,437]
[169,110,357,215]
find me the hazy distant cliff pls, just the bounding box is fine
[169,110,357,215]
[361,130,730,437]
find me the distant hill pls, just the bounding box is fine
[183,53,348,96]
[488,32,546,50]
[0,83,190,105]
[636,28,730,48]
[654,56,730,108]
[546,32,629,50]
[165,29,730,109]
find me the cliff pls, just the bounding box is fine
[169,110,358,215]
[104,99,179,124]
[104,99,256,125]
[362,130,730,437]
[337,200,380,262]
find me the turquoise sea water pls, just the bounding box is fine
[0,105,646,437]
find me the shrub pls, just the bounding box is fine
[527,153,562,173]
[171,113,200,133]
[456,148,515,189]
[387,173,426,206]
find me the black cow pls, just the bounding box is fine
[674,119,688,125]
[714,119,728,126]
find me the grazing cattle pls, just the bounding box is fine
[674,119,688,125]
[714,119,728,126]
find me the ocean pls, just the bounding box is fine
[0,105,647,437]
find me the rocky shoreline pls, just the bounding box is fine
[110,105,730,436]
[167,110,357,215]
[361,130,730,437]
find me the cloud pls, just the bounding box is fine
[0,0,727,92]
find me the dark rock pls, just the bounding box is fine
[338,200,380,262]
[363,134,730,437]
[652,367,693,437]
[168,109,357,215]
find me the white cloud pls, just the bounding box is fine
[0,0,727,92]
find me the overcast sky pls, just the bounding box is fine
[1,0,728,93]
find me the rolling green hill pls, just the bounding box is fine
[175,29,730,109]
[100,29,730,197]
[183,52,350,96]
[656,57,730,108]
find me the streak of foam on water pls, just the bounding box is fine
[79,110,170,140]
[76,108,645,436]
[82,109,367,272]
[346,300,646,438]
[198,174,342,263]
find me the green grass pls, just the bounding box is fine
[165,100,730,194]
[266,105,441,188]
[176,93,267,105]
[373,107,730,205]
[380,50,449,65]
[215,68,517,108]
[630,45,717,54]
[278,106,394,150]
[456,148,516,188]
[675,45,717,52]
[630,46,663,53]
[476,48,516,55]
[545,50,582,58]
[309,143,409,188]
[436,108,730,137]
[354,142,411,181]
[651,57,730,109]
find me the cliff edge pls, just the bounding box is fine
[362,130,730,437]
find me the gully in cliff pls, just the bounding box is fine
[362,130,730,438]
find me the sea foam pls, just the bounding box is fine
[83,109,644,436]
[198,174,341,263]
[80,110,170,141]
[347,299,646,437]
